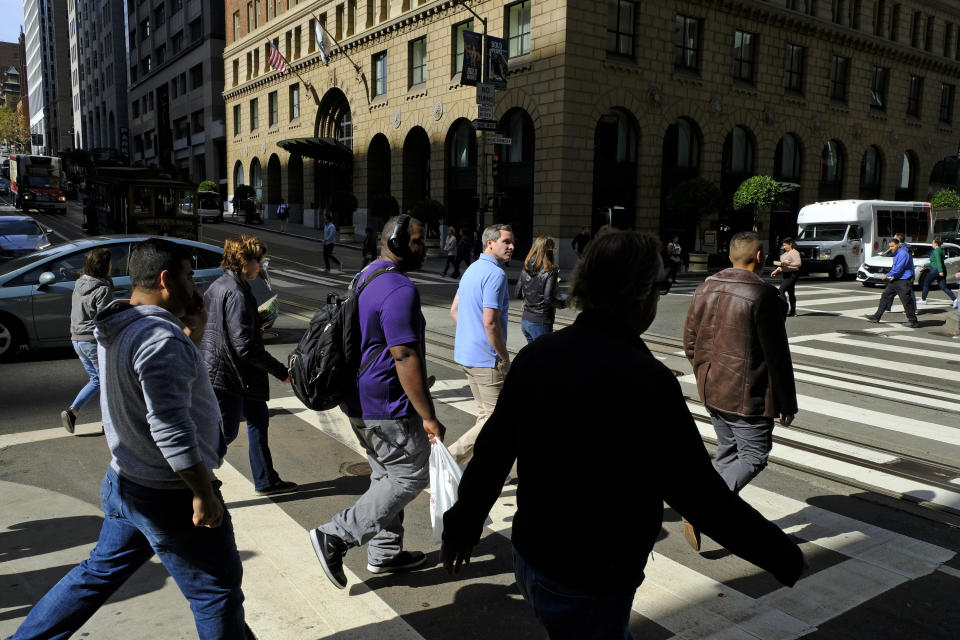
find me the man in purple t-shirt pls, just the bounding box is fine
[310,215,446,590]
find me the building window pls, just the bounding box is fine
[247,2,254,31]
[372,51,387,98]
[870,66,888,110]
[732,30,755,83]
[784,43,805,94]
[179,73,186,94]
[253,49,260,77]
[233,104,241,135]
[268,91,278,126]
[911,11,921,47]
[246,52,252,80]
[155,44,166,65]
[132,100,140,118]
[831,0,845,25]
[155,4,165,27]
[171,0,182,14]
[336,110,353,150]
[828,55,849,104]
[141,18,150,39]
[192,110,205,134]
[294,25,301,58]
[289,83,300,119]
[130,64,138,82]
[130,29,136,49]
[925,15,935,52]
[674,15,701,72]
[254,0,261,28]
[849,0,861,28]
[190,63,203,89]
[607,0,636,57]
[453,19,473,74]
[873,0,885,36]
[888,3,900,41]
[945,23,955,58]
[190,17,201,41]
[174,116,189,139]
[233,11,241,40]
[232,59,239,86]
[250,97,259,130]
[172,30,183,53]
[409,37,426,87]
[906,75,923,117]
[940,83,955,124]
[507,1,531,57]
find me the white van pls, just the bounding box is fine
[794,200,932,280]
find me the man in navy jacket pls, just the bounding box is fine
[866,237,919,327]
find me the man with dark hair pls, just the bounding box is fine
[310,215,445,590]
[448,223,515,465]
[867,237,919,327]
[441,231,804,640]
[323,214,342,272]
[683,231,798,550]
[8,239,251,639]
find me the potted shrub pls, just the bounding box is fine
[733,175,783,233]
[665,178,721,271]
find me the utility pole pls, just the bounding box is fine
[458,0,488,232]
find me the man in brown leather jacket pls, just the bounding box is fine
[682,231,798,550]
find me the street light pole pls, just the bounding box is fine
[458,0,488,232]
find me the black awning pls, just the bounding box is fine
[277,137,352,163]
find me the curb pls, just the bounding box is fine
[220,216,362,250]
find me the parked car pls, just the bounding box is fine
[198,190,223,223]
[0,176,10,195]
[0,235,278,360]
[0,216,53,261]
[856,242,960,286]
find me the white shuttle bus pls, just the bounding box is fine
[794,200,932,280]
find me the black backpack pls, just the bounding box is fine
[288,265,396,411]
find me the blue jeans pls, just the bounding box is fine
[921,268,957,301]
[70,340,100,411]
[521,318,553,345]
[709,408,773,493]
[9,469,247,640]
[217,389,280,491]
[513,548,635,640]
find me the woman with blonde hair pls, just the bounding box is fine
[515,235,565,343]
[201,234,297,496]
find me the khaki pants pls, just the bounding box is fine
[448,363,507,465]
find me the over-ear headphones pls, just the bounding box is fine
[388,215,411,256]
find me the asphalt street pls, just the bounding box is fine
[2,204,960,639]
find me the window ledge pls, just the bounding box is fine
[732,80,758,96]
[783,91,806,105]
[904,116,922,127]
[268,125,279,134]
[369,98,389,111]
[249,132,260,139]
[406,85,428,100]
[938,122,953,133]
[603,55,639,73]
[672,68,702,84]
[508,54,533,75]
[868,107,887,119]
[828,100,849,112]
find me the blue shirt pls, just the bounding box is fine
[324,222,337,245]
[887,246,915,281]
[454,253,509,368]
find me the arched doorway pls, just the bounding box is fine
[592,108,638,231]
[772,133,803,249]
[445,118,477,234]
[818,140,845,201]
[402,127,430,212]
[859,146,883,199]
[266,154,282,218]
[367,133,392,229]
[660,117,702,252]
[250,157,262,201]
[313,88,354,229]
[288,154,304,222]
[721,125,756,238]
[896,151,918,201]
[495,108,535,256]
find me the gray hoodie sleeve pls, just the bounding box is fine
[133,334,204,472]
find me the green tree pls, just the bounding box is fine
[198,180,217,192]
[0,105,20,149]
[931,188,960,209]
[733,175,782,229]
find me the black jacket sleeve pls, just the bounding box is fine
[224,289,288,381]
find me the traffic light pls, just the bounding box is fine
[492,154,501,182]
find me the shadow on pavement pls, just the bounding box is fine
[0,515,102,563]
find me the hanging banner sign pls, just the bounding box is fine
[486,35,509,90]
[460,31,482,86]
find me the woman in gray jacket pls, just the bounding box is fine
[62,247,114,434]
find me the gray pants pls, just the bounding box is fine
[320,415,429,564]
[709,408,773,493]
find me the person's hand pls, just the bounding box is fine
[780,414,795,427]
[941,272,946,277]
[496,359,511,377]
[440,538,473,575]
[283,376,291,384]
[881,273,887,280]
[423,417,446,443]
[192,493,223,528]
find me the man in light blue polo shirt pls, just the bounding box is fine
[448,223,515,464]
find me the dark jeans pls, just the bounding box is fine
[442,255,457,275]
[875,278,918,323]
[709,408,773,493]
[521,318,553,344]
[921,269,956,301]
[9,469,247,640]
[323,243,341,270]
[513,548,635,640]
[217,389,280,491]
[778,271,800,313]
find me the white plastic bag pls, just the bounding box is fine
[429,440,462,542]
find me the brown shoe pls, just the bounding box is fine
[683,519,701,551]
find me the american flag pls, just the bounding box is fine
[267,40,288,74]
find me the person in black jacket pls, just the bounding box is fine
[201,235,297,496]
[440,231,805,640]
[515,235,565,343]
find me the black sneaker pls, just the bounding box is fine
[905,321,920,328]
[60,410,76,434]
[366,550,427,574]
[311,529,348,589]
[255,480,298,496]
[863,314,881,323]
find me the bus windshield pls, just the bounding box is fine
[798,224,848,241]
[26,176,53,188]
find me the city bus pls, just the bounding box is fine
[9,155,67,213]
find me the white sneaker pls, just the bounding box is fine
[917,299,928,305]
[953,299,959,309]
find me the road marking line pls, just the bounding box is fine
[0,423,101,447]
[789,345,960,381]
[270,268,344,287]
[792,362,960,405]
[951,478,960,486]
[938,565,960,579]
[817,335,960,362]
[881,334,960,349]
[263,276,302,288]
[797,294,884,307]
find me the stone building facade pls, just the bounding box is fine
[223,0,960,260]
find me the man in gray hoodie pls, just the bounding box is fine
[7,239,250,640]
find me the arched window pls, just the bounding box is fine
[774,133,801,181]
[896,151,917,200]
[250,158,262,199]
[593,107,639,230]
[818,140,845,200]
[335,110,352,151]
[723,126,754,175]
[859,146,883,199]
[449,120,476,168]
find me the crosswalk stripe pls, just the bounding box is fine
[797,294,883,307]
[789,344,960,381]
[792,370,960,413]
[820,335,960,363]
[882,333,960,349]
[270,268,344,287]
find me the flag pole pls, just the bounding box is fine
[310,15,364,79]
[268,40,314,95]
